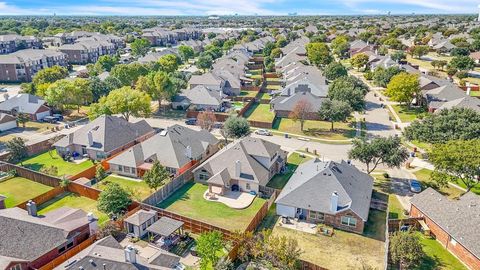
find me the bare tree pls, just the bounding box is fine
[289,99,313,131]
[197,110,217,131]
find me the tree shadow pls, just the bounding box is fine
[364,121,392,132]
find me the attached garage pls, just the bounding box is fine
[34,106,51,121]
[0,113,17,132]
[276,203,296,218]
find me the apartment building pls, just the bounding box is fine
[59,39,117,64]
[0,34,42,54]
[142,27,201,46]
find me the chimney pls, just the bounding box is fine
[185,145,192,159]
[26,200,37,216]
[0,195,6,210]
[87,212,99,235]
[87,131,94,146]
[330,192,338,213]
[235,160,241,178]
[124,245,136,263]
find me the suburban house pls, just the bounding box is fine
[54,115,155,161]
[275,159,374,234]
[137,49,178,64]
[193,136,287,194]
[108,125,219,177]
[0,205,98,270]
[0,34,42,54]
[410,188,480,270]
[54,235,182,270]
[0,94,51,121]
[0,113,17,132]
[172,85,225,111]
[0,49,68,82]
[124,209,158,238]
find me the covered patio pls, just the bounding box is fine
[146,217,185,251]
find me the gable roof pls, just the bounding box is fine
[275,159,373,220]
[0,94,47,114]
[411,188,480,259]
[178,85,223,107]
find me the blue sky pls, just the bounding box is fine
[0,0,477,16]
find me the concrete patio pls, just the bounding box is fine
[277,218,318,234]
[203,190,256,209]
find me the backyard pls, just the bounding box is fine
[267,152,311,189]
[240,90,258,98]
[94,175,154,201]
[37,192,109,224]
[416,232,468,270]
[244,103,275,123]
[157,182,266,231]
[272,210,386,270]
[19,151,94,177]
[0,177,53,208]
[274,118,356,140]
[390,105,427,123]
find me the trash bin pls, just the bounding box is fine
[284,133,288,138]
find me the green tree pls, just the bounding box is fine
[110,63,149,86]
[222,39,236,51]
[270,48,282,59]
[328,76,368,111]
[32,65,68,87]
[197,231,224,270]
[390,231,425,269]
[331,35,350,57]
[372,66,401,87]
[391,51,406,62]
[89,86,151,121]
[289,99,313,131]
[276,37,287,48]
[449,56,475,71]
[143,160,169,191]
[16,113,30,128]
[131,38,151,57]
[95,164,107,181]
[348,136,409,174]
[178,45,195,62]
[97,182,132,215]
[6,137,28,164]
[196,53,213,71]
[306,42,333,67]
[429,140,480,192]
[409,45,429,58]
[223,115,250,139]
[385,72,419,108]
[97,55,118,72]
[318,99,352,131]
[262,41,276,57]
[158,54,180,73]
[44,78,92,112]
[324,62,347,81]
[351,53,369,71]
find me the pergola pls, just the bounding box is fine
[146,217,184,249]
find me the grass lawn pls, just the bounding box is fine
[373,175,407,219]
[274,118,355,140]
[0,177,53,208]
[0,134,17,143]
[23,121,58,133]
[416,232,468,270]
[157,182,266,231]
[469,90,480,97]
[240,91,258,98]
[390,105,427,123]
[265,84,282,90]
[267,153,311,189]
[266,77,281,82]
[250,74,263,80]
[37,192,109,224]
[20,151,94,177]
[272,210,386,270]
[94,175,154,201]
[244,103,275,123]
[412,169,466,199]
[410,140,432,153]
[249,69,262,75]
[153,108,186,120]
[257,92,271,100]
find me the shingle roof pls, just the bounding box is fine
[0,94,47,114]
[124,209,157,226]
[179,85,223,107]
[411,188,480,258]
[275,159,373,221]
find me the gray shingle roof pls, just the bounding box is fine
[275,159,373,220]
[0,94,47,114]
[124,209,157,226]
[411,188,480,258]
[179,85,223,107]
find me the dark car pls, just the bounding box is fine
[409,179,422,193]
[185,118,197,125]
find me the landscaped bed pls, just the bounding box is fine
[94,175,154,201]
[244,103,275,123]
[267,153,311,189]
[157,182,266,231]
[20,151,94,177]
[272,210,386,270]
[37,192,109,224]
[274,118,356,140]
[0,177,53,208]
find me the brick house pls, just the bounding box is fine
[0,205,98,270]
[410,188,480,270]
[275,159,373,234]
[0,94,51,121]
[0,34,42,54]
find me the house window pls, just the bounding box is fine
[309,211,324,220]
[9,264,22,270]
[124,166,131,173]
[199,173,209,180]
[341,216,357,227]
[246,183,251,190]
[142,223,147,230]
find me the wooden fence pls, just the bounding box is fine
[38,235,96,270]
[387,218,422,233]
[142,170,193,206]
[0,162,60,187]
[16,186,65,209]
[0,137,60,161]
[67,182,102,200]
[248,119,274,129]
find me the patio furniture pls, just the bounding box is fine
[147,217,185,251]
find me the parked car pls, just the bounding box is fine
[185,118,197,125]
[0,88,7,93]
[409,179,422,193]
[255,129,272,136]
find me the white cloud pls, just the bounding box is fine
[341,0,477,13]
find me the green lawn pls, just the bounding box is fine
[20,151,94,177]
[249,69,262,75]
[413,169,466,199]
[37,192,109,224]
[94,175,153,201]
[240,91,258,98]
[416,232,468,270]
[257,92,271,100]
[244,103,275,123]
[0,177,53,208]
[157,182,266,231]
[267,153,311,189]
[265,84,281,90]
[272,210,386,270]
[390,105,427,123]
[274,118,356,140]
[266,77,281,82]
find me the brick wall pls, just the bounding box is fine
[322,209,365,234]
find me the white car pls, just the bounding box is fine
[255,129,272,136]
